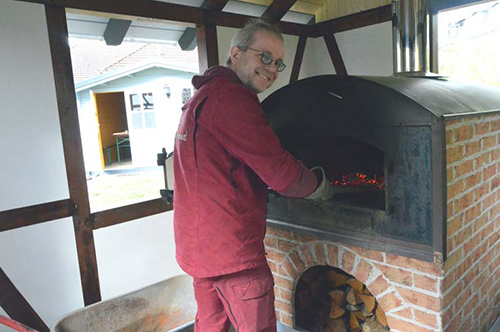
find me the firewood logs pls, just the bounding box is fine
[295,266,390,331]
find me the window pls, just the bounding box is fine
[129,92,156,129]
[438,1,500,88]
[143,92,154,109]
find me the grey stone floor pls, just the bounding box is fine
[277,322,301,331]
[491,317,500,332]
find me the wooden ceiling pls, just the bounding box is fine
[240,0,392,22]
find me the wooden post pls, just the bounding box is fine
[323,34,348,75]
[289,36,307,83]
[196,23,219,73]
[44,5,101,306]
[429,9,439,74]
[0,268,49,332]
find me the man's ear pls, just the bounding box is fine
[230,45,240,64]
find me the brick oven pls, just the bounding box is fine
[261,75,500,332]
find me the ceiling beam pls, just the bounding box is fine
[178,0,229,52]
[103,18,132,45]
[201,0,230,10]
[314,4,391,36]
[12,0,315,37]
[262,0,298,21]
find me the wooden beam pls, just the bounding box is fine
[430,10,439,74]
[289,35,307,83]
[323,34,347,75]
[103,18,132,46]
[196,23,220,73]
[178,0,228,51]
[201,0,230,10]
[0,315,41,332]
[12,0,315,37]
[178,27,197,51]
[92,199,172,230]
[314,5,392,36]
[0,268,49,332]
[44,5,101,306]
[0,199,74,232]
[262,0,298,22]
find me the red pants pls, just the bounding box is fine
[193,264,277,332]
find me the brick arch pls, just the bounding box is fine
[275,241,406,323]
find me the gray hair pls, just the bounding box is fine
[225,19,283,67]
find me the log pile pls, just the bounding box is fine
[295,266,390,332]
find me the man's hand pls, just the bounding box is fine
[306,167,334,202]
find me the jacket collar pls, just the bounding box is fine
[191,66,242,89]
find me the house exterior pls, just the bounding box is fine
[71,40,198,173]
[76,62,197,173]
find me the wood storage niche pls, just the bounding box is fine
[294,266,389,332]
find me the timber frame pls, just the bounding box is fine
[0,0,484,328]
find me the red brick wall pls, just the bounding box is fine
[265,228,442,332]
[264,113,500,332]
[443,114,500,332]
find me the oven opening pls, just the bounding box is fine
[291,136,385,210]
[294,265,389,332]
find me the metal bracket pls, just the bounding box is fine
[157,147,174,205]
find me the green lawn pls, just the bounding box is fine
[87,169,165,212]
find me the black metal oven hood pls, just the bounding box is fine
[262,75,500,262]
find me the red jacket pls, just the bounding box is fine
[173,66,317,278]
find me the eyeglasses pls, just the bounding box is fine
[247,47,286,72]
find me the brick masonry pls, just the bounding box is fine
[443,113,500,332]
[265,228,443,332]
[264,113,500,332]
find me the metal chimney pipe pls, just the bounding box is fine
[392,0,430,74]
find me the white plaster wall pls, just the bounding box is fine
[299,36,337,79]
[0,1,68,210]
[299,22,393,79]
[218,22,392,102]
[0,2,183,330]
[93,211,183,300]
[335,22,393,76]
[0,2,81,330]
[0,4,392,330]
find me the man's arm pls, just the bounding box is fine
[210,86,318,197]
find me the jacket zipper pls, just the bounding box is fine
[216,286,239,332]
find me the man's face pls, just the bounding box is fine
[230,31,284,94]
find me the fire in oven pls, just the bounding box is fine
[291,135,385,211]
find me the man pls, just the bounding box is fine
[173,19,331,332]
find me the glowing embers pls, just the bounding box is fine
[327,172,385,211]
[295,266,389,332]
[331,173,385,191]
